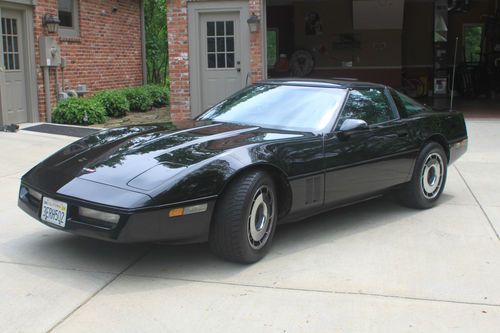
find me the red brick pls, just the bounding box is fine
[34,0,143,121]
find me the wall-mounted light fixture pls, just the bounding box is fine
[247,13,260,33]
[42,14,60,34]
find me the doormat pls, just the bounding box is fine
[23,124,101,138]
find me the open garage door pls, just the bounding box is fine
[265,0,407,88]
[265,0,500,111]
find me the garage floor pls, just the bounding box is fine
[1,119,499,332]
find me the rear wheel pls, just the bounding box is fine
[209,171,277,263]
[399,142,447,209]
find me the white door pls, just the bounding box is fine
[199,12,242,114]
[1,9,28,124]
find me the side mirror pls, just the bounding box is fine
[338,118,368,132]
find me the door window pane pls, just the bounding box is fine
[217,53,226,67]
[206,20,236,69]
[226,21,234,35]
[207,37,215,52]
[11,18,17,34]
[226,37,234,52]
[207,22,215,36]
[208,54,216,68]
[216,37,225,52]
[336,89,396,129]
[5,18,11,34]
[227,53,235,67]
[13,36,18,52]
[1,18,20,70]
[216,21,224,35]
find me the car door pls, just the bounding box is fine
[323,87,415,205]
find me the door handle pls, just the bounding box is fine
[236,68,241,72]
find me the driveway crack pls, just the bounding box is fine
[46,246,154,333]
[454,165,500,241]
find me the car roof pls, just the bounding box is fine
[257,78,387,89]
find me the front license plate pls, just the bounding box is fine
[41,197,68,228]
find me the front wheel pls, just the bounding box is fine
[399,142,448,209]
[209,171,277,263]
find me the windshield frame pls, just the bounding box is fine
[195,83,349,134]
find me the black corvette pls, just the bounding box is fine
[19,79,468,263]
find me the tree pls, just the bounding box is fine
[144,0,168,85]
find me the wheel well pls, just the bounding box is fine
[425,135,450,162]
[221,164,293,219]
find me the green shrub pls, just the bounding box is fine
[123,86,153,112]
[144,84,169,107]
[94,90,130,117]
[52,97,107,125]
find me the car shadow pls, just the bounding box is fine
[104,195,428,288]
[6,194,442,294]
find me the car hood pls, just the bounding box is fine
[23,122,304,195]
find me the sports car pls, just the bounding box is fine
[18,79,468,263]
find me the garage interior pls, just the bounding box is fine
[265,0,500,111]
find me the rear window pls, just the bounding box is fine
[391,89,428,116]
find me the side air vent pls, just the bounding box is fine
[305,175,322,205]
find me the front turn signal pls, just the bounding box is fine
[169,207,184,217]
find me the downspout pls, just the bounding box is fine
[140,0,147,84]
[43,66,51,122]
[261,0,267,79]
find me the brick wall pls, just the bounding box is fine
[35,0,143,121]
[167,0,264,121]
[167,0,190,122]
[248,0,263,83]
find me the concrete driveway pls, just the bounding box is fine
[1,120,499,332]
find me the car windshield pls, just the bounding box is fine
[197,84,348,132]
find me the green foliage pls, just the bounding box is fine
[94,90,130,117]
[145,0,168,84]
[143,84,170,107]
[464,25,482,63]
[267,30,278,67]
[123,87,154,112]
[53,97,107,125]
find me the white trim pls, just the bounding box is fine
[0,3,38,125]
[188,1,250,117]
[0,0,34,6]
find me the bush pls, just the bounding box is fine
[123,86,153,112]
[94,90,130,117]
[144,84,169,107]
[52,97,107,125]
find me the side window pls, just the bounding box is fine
[336,88,397,130]
[58,0,80,39]
[391,89,426,116]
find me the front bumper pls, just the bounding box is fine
[18,184,215,244]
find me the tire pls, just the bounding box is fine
[209,170,277,263]
[399,142,448,209]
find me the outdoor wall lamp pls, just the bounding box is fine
[247,13,260,33]
[42,14,60,34]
